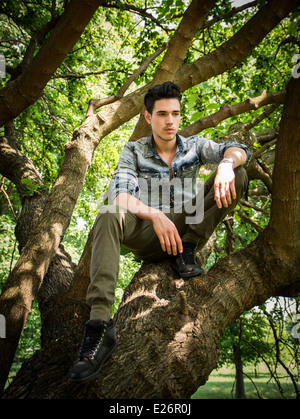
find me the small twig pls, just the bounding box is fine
[242,370,263,399]
[239,199,269,216]
[252,139,277,159]
[0,177,17,220]
[243,103,280,131]
[9,240,17,274]
[237,207,264,233]
[86,43,168,116]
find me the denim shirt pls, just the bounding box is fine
[110,134,251,210]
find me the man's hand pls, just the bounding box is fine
[214,162,236,209]
[151,211,183,256]
[114,192,182,255]
[214,147,247,208]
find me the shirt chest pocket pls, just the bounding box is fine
[138,171,171,206]
[179,162,200,179]
[138,170,162,185]
[137,171,162,199]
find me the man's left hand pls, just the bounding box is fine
[214,162,236,209]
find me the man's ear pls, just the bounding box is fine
[144,109,152,125]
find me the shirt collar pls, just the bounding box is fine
[145,134,186,157]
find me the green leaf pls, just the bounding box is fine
[190,111,202,122]
[21,178,39,191]
[206,103,219,111]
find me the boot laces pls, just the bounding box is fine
[181,243,196,265]
[79,322,107,359]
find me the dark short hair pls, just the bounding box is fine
[144,81,182,114]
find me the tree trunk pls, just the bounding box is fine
[0,238,294,398]
[234,346,247,399]
[2,72,299,399]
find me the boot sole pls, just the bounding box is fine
[174,270,203,278]
[69,342,117,384]
[170,262,204,278]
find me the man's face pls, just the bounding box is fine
[144,98,181,143]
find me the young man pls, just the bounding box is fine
[69,82,251,383]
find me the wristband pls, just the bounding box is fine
[219,157,235,167]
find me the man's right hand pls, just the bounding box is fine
[151,211,183,256]
[114,193,182,256]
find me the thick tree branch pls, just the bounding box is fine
[180,90,285,137]
[0,0,107,128]
[3,230,297,398]
[174,0,300,92]
[0,136,44,197]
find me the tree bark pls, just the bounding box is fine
[234,346,247,399]
[0,0,106,128]
[180,91,286,138]
[2,236,297,399]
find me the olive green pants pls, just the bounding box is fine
[87,167,248,321]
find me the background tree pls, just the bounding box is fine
[0,0,299,398]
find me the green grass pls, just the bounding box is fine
[192,365,299,399]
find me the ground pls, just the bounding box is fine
[192,364,298,399]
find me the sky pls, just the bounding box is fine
[231,0,254,6]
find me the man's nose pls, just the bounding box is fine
[166,114,173,124]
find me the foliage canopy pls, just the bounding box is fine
[0,0,299,398]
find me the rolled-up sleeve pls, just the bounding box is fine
[110,143,139,202]
[197,137,251,166]
[219,141,251,165]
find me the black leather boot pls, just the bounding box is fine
[69,319,117,383]
[171,241,204,278]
